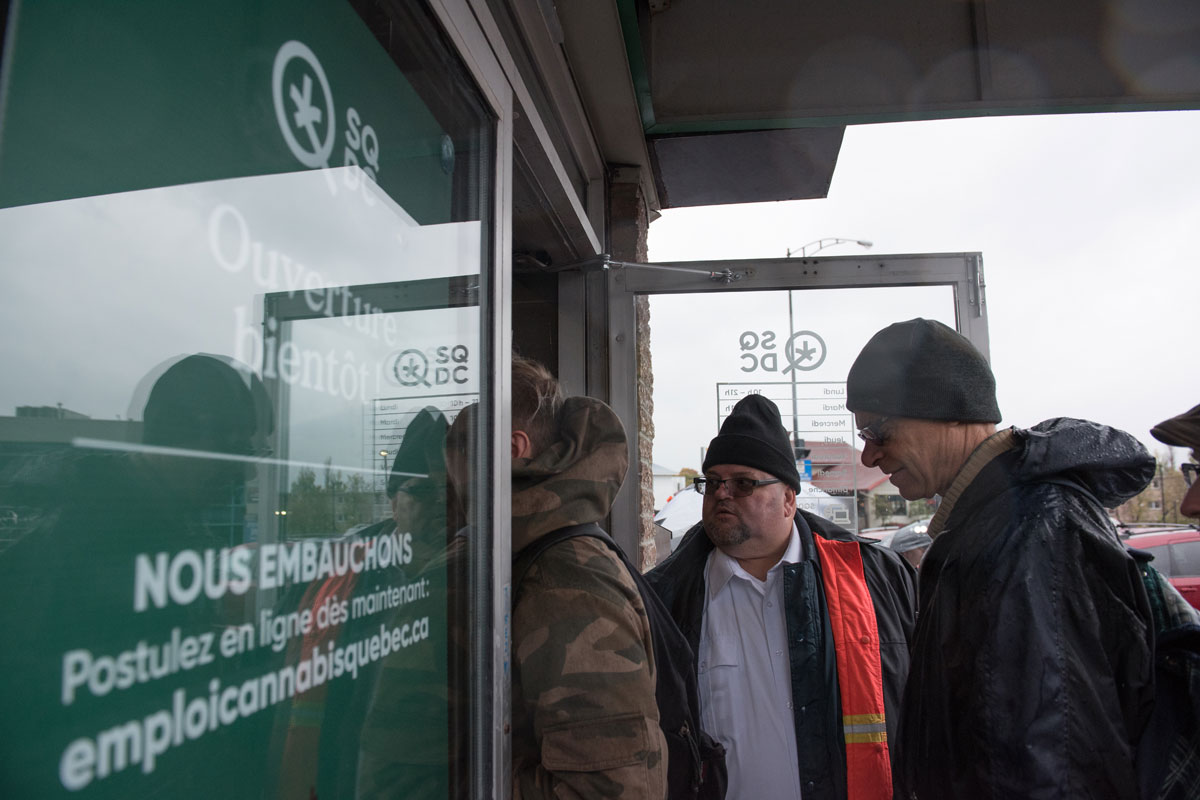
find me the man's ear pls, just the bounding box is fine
[511,430,533,459]
[782,485,797,517]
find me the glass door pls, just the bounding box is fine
[0,1,503,797]
[607,253,988,553]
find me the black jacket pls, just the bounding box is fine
[898,419,1157,800]
[646,509,917,800]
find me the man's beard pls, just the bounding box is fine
[705,510,751,547]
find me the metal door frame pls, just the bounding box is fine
[423,0,515,794]
[605,251,988,557]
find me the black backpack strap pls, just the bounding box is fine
[512,522,610,596]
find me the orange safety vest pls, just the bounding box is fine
[813,536,893,800]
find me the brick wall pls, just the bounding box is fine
[609,174,657,570]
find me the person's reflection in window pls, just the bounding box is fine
[386,408,452,563]
[443,404,475,541]
[141,354,270,522]
[3,353,268,533]
[0,354,270,797]
[353,404,474,800]
[276,407,460,799]
[435,403,475,800]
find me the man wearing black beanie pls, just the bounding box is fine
[846,318,1157,800]
[647,394,916,800]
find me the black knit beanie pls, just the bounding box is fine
[387,407,448,497]
[143,354,257,454]
[846,318,1001,423]
[702,394,801,490]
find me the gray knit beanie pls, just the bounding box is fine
[846,318,1001,423]
[703,395,801,490]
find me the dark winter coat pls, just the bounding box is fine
[646,509,917,800]
[898,418,1157,800]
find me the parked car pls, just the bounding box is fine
[879,517,933,569]
[866,518,931,548]
[859,524,901,542]
[1125,527,1200,610]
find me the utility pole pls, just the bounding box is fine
[1160,461,1167,523]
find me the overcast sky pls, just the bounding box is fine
[646,109,1199,473]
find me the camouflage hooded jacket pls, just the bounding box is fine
[510,396,667,799]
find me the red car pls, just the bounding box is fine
[1125,528,1200,610]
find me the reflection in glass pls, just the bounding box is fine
[0,0,494,797]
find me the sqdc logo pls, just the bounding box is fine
[391,345,471,388]
[739,329,827,373]
[272,40,381,199]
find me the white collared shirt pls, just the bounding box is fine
[698,524,803,800]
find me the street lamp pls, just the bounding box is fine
[786,237,873,258]
[379,449,390,488]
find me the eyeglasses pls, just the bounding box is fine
[1184,463,1199,488]
[857,416,892,445]
[693,476,782,497]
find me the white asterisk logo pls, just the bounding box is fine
[272,41,336,169]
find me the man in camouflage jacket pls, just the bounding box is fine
[509,356,666,799]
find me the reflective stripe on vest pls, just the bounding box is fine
[813,537,893,800]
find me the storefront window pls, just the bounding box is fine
[0,1,494,797]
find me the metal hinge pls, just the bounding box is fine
[969,255,987,317]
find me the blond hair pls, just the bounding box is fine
[512,354,564,455]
